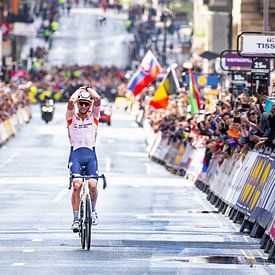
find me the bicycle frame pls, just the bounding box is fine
[68,173,107,250]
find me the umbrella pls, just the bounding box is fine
[199,51,219,60]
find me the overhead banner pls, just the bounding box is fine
[224,53,252,68]
[242,34,275,55]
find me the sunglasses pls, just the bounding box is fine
[248,112,256,116]
[78,101,91,107]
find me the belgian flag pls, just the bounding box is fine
[149,67,180,109]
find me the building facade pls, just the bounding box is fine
[192,0,232,54]
[231,0,275,49]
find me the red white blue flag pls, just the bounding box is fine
[128,50,162,96]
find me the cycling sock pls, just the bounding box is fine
[92,202,96,212]
[73,211,79,221]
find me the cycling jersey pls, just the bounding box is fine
[66,105,100,151]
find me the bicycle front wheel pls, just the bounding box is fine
[85,196,92,251]
[80,201,86,249]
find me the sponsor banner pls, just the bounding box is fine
[224,53,252,68]
[236,152,273,215]
[151,135,169,161]
[186,147,205,178]
[221,153,243,204]
[174,143,186,167]
[164,140,181,166]
[250,153,275,227]
[229,151,258,206]
[242,34,275,55]
[148,131,162,157]
[204,157,220,187]
[179,143,195,171]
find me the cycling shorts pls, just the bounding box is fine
[68,147,98,177]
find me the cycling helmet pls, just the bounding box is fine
[77,91,93,103]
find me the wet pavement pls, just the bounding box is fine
[0,104,274,274]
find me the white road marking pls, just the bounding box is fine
[116,151,148,158]
[105,157,112,172]
[22,249,34,253]
[0,152,18,168]
[0,176,67,185]
[31,239,43,242]
[53,188,68,202]
[12,263,25,266]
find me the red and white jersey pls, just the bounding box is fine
[66,105,100,150]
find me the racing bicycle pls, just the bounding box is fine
[69,172,107,251]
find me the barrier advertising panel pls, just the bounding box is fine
[249,152,275,227]
[236,152,273,215]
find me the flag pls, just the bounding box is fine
[163,67,180,95]
[149,83,169,109]
[188,68,200,114]
[128,50,162,96]
[149,66,180,109]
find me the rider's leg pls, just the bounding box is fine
[71,179,83,221]
[88,179,98,212]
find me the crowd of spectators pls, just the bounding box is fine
[0,83,30,122]
[136,80,275,170]
[28,64,127,102]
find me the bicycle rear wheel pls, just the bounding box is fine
[85,196,92,251]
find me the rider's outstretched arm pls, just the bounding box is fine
[66,90,81,126]
[86,87,101,106]
[67,90,81,111]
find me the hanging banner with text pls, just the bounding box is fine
[242,34,275,55]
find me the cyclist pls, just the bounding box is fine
[66,86,101,232]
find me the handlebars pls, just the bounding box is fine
[68,174,107,190]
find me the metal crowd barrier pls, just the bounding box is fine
[0,106,32,146]
[144,124,275,263]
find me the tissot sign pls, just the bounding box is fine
[242,35,275,55]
